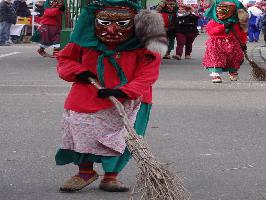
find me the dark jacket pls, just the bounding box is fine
[261,14,266,31]
[0,0,17,24]
[13,0,31,17]
[175,13,199,34]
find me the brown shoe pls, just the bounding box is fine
[212,76,222,83]
[229,74,238,81]
[59,172,99,192]
[99,180,129,192]
[185,55,191,59]
[37,48,50,57]
[172,55,181,60]
[163,54,171,59]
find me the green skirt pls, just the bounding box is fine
[55,103,151,173]
[206,67,238,73]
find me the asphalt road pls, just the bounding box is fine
[0,34,265,200]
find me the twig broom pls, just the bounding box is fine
[231,28,266,81]
[89,78,190,200]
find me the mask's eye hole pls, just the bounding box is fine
[116,20,131,26]
[97,19,112,26]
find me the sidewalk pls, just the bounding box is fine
[260,46,266,61]
[248,38,266,61]
[248,40,266,63]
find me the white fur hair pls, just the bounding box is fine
[146,40,168,57]
[134,10,168,57]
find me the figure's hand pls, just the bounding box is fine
[75,71,97,83]
[242,44,247,51]
[98,89,128,99]
[224,22,234,29]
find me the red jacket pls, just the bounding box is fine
[57,43,161,113]
[206,20,247,44]
[40,8,62,27]
[160,12,176,28]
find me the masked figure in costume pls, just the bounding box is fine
[202,0,248,83]
[55,0,167,192]
[156,0,178,59]
[31,0,65,57]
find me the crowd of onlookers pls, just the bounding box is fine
[0,0,44,46]
[2,0,266,48]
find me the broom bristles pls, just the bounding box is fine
[249,60,266,81]
[127,136,191,200]
[135,166,190,200]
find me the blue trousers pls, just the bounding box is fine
[0,21,12,44]
[248,24,260,42]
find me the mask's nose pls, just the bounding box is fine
[106,23,118,35]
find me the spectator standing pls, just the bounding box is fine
[259,2,266,46]
[197,3,209,33]
[13,0,31,17]
[261,13,266,46]
[0,0,17,46]
[247,3,263,42]
[197,4,205,32]
[173,5,199,60]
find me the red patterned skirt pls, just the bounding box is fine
[202,37,244,70]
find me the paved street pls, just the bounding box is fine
[0,34,266,200]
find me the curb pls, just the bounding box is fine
[250,45,260,62]
[259,47,266,62]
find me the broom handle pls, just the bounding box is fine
[88,77,138,141]
[230,27,253,63]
